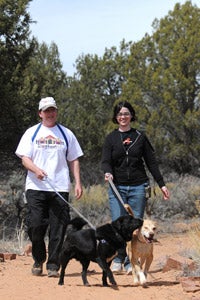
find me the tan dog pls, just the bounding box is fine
[127,219,157,286]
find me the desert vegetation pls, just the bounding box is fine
[0,1,200,279]
[0,171,199,251]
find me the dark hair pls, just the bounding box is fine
[112,101,136,124]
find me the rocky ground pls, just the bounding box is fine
[0,221,200,300]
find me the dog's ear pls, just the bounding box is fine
[133,228,140,236]
[153,220,157,229]
[112,215,133,231]
[96,223,126,248]
[69,217,88,230]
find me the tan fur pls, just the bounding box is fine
[127,219,157,286]
[106,252,118,263]
[23,243,32,256]
[23,243,48,256]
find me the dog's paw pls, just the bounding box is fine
[84,282,91,287]
[103,282,109,287]
[108,278,117,286]
[132,275,140,286]
[139,271,147,285]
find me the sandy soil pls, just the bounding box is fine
[0,231,200,300]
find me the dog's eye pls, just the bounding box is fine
[153,227,156,231]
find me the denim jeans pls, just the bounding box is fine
[108,183,148,265]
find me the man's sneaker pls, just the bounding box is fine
[32,263,43,276]
[111,262,123,274]
[47,270,59,278]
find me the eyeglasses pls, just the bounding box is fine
[117,112,131,117]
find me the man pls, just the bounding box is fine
[15,97,83,277]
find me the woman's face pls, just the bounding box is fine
[116,107,131,127]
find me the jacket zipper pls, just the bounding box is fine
[120,130,141,179]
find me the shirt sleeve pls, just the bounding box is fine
[65,128,84,162]
[15,128,34,159]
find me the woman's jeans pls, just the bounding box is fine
[108,183,147,266]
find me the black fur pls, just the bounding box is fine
[58,215,143,286]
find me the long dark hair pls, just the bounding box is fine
[112,101,136,124]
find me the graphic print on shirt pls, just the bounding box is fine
[121,131,134,149]
[123,137,132,145]
[36,135,65,149]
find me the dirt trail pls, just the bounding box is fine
[0,233,199,300]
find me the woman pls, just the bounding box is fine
[101,101,170,274]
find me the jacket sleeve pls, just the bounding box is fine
[143,135,165,188]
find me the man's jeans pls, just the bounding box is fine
[108,183,147,265]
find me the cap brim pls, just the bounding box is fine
[41,105,57,111]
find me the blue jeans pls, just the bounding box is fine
[108,183,147,265]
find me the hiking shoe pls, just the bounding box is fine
[47,270,59,277]
[32,263,43,276]
[111,262,123,274]
[125,265,132,275]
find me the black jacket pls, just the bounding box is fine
[101,128,165,187]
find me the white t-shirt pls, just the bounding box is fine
[15,123,83,192]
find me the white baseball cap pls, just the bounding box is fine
[39,97,57,111]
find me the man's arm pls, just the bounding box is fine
[22,156,47,180]
[68,158,83,199]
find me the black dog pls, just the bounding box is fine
[58,215,143,286]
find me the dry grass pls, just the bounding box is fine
[1,173,200,275]
[188,223,200,263]
[177,222,200,277]
[70,184,110,226]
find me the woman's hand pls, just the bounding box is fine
[105,173,113,181]
[161,186,170,200]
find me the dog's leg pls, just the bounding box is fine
[102,261,116,287]
[58,257,69,285]
[104,267,117,286]
[102,270,109,286]
[81,259,90,286]
[133,256,146,285]
[97,258,117,286]
[143,253,153,278]
[130,257,141,285]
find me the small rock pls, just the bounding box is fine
[2,253,16,260]
[179,276,200,293]
[0,253,4,262]
[162,257,196,272]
